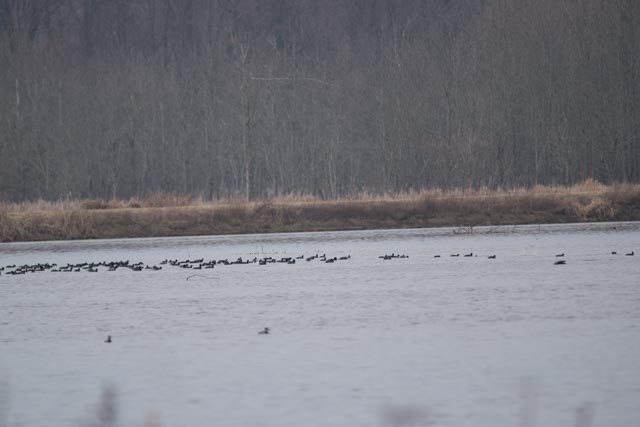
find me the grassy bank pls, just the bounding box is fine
[1,181,640,242]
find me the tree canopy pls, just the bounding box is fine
[1,0,638,200]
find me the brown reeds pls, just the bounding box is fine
[1,181,639,242]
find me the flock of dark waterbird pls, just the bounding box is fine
[1,248,634,345]
[0,253,352,276]
[1,260,161,275]
[1,249,634,277]
[551,251,635,265]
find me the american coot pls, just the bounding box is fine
[258,327,270,335]
[105,335,112,343]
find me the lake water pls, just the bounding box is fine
[1,223,639,427]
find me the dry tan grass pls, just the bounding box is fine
[1,181,639,242]
[1,180,625,214]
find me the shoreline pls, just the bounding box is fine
[2,183,639,243]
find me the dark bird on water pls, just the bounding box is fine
[626,251,634,256]
[611,251,617,255]
[554,260,566,265]
[488,255,496,259]
[555,253,565,257]
[258,327,270,335]
[105,335,112,343]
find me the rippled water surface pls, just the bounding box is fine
[1,223,639,427]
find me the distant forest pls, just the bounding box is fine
[1,0,639,201]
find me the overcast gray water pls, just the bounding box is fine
[1,222,639,427]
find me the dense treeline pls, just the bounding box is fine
[0,0,639,201]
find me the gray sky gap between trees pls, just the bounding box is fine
[0,0,638,201]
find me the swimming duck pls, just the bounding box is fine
[258,327,270,335]
[105,335,112,343]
